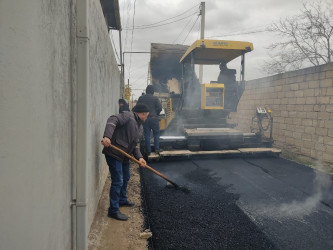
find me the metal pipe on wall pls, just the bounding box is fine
[73,0,89,249]
[70,0,77,248]
[119,29,124,97]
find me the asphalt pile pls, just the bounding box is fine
[140,160,277,250]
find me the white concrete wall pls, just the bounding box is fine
[0,0,120,249]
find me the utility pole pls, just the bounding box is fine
[199,2,205,84]
[147,63,151,86]
[131,94,134,109]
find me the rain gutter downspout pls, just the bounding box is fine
[73,0,89,249]
[119,29,124,97]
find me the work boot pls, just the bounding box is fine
[108,211,128,221]
[119,200,135,207]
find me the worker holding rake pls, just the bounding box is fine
[101,103,149,221]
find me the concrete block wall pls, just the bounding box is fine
[232,63,333,166]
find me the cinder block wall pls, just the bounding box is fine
[232,63,333,165]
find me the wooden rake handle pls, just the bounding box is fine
[107,143,180,188]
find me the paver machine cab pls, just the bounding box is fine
[148,40,276,159]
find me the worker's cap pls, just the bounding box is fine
[132,103,149,113]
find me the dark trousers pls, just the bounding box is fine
[105,155,130,214]
[143,116,160,153]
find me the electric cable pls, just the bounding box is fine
[128,0,137,80]
[196,19,201,40]
[258,113,272,132]
[206,29,268,39]
[182,15,200,44]
[130,66,150,85]
[123,0,132,55]
[173,11,199,44]
[123,4,199,29]
[123,12,198,30]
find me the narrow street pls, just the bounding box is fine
[140,157,333,249]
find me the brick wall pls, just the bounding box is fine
[232,63,333,165]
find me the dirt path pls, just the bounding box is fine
[88,163,148,250]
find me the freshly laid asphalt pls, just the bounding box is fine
[140,157,333,250]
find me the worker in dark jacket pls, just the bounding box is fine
[137,85,162,155]
[101,103,149,221]
[118,98,130,113]
[217,59,236,84]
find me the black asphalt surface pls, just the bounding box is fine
[140,157,333,250]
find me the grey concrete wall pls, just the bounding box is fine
[87,0,120,226]
[0,0,120,249]
[232,63,333,166]
[0,1,72,249]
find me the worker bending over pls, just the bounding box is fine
[101,103,149,221]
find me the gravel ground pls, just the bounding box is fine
[88,163,148,250]
[140,161,277,250]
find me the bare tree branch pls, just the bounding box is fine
[262,0,333,75]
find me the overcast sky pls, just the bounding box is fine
[112,0,309,99]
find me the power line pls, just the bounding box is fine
[123,0,132,57]
[128,0,137,80]
[196,19,201,40]
[121,3,199,85]
[182,15,200,44]
[206,29,268,38]
[123,4,199,29]
[173,11,199,44]
[130,72,149,85]
[123,12,198,30]
[128,62,149,76]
